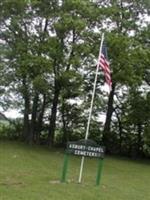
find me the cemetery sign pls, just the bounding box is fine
[61,139,105,186]
[66,140,105,158]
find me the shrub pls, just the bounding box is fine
[0,119,23,140]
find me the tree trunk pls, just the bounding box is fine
[23,96,30,141]
[48,80,61,146]
[36,94,46,144]
[22,78,30,142]
[118,113,123,154]
[61,99,68,146]
[118,117,123,154]
[137,123,143,156]
[114,108,123,154]
[29,92,39,144]
[103,83,116,151]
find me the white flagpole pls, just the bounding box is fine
[78,33,105,183]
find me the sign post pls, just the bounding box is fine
[61,154,69,183]
[96,159,104,186]
[61,139,105,185]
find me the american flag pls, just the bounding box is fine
[99,44,112,89]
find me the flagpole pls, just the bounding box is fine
[78,33,105,183]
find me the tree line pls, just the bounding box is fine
[0,0,150,158]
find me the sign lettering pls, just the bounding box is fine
[66,141,105,158]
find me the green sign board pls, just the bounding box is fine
[66,141,105,158]
[61,139,105,186]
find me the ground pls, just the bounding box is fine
[0,141,150,200]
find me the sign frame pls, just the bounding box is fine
[61,139,105,186]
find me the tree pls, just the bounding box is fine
[0,0,52,143]
[0,0,104,145]
[98,0,150,151]
[1,0,150,158]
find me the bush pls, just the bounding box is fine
[0,119,23,140]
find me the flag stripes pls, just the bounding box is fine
[99,46,112,88]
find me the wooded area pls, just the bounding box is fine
[0,0,150,158]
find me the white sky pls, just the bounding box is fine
[4,110,22,119]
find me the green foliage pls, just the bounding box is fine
[0,119,23,139]
[0,0,150,156]
[143,125,150,156]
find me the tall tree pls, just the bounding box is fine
[99,0,149,149]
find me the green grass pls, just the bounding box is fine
[0,141,150,200]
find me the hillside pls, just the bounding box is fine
[0,141,150,200]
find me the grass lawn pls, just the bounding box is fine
[0,141,150,200]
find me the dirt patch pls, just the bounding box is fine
[0,181,25,186]
[49,180,61,184]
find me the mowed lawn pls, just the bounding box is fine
[0,141,150,200]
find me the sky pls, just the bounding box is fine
[4,110,22,119]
